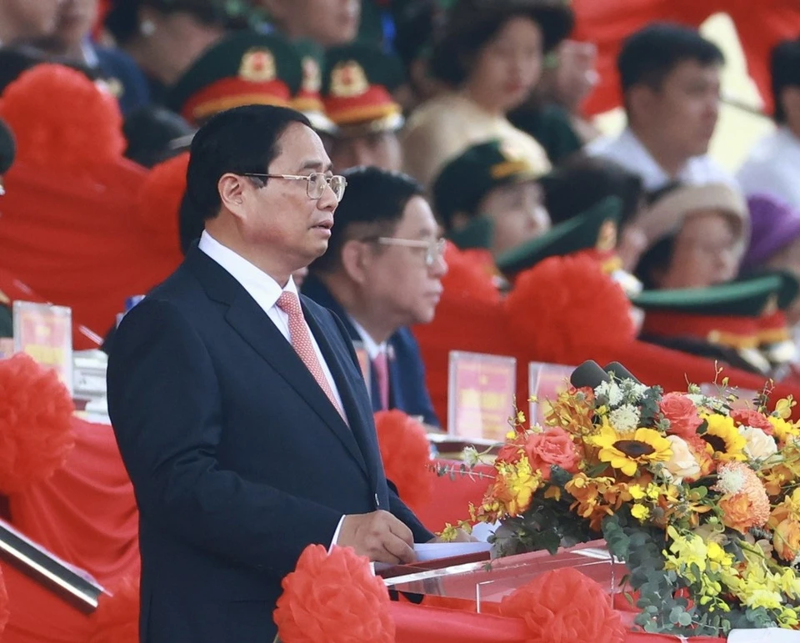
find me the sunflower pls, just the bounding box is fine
[701,414,746,462]
[592,426,673,476]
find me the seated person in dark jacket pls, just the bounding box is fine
[303,166,444,426]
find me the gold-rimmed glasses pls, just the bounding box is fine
[243,172,347,202]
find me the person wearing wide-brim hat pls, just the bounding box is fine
[633,182,750,291]
[433,139,551,259]
[321,43,405,172]
[166,31,303,126]
[401,0,573,189]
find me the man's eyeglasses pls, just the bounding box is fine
[366,237,447,267]
[243,172,347,202]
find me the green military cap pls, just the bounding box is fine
[322,43,405,137]
[434,139,550,236]
[291,40,337,135]
[494,195,622,275]
[631,273,791,317]
[167,31,303,126]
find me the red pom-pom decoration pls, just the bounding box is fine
[499,567,625,643]
[274,544,395,643]
[0,565,9,638]
[374,410,434,513]
[440,243,501,306]
[0,353,75,494]
[88,575,139,643]
[504,252,635,365]
[136,152,189,258]
[0,64,124,174]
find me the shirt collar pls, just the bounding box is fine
[348,315,387,360]
[198,230,297,309]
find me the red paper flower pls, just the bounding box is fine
[659,393,703,438]
[374,410,433,512]
[504,253,635,365]
[731,409,774,436]
[499,567,625,643]
[524,428,580,480]
[440,243,501,306]
[0,64,124,174]
[136,152,189,257]
[88,575,140,643]
[0,565,9,638]
[0,353,75,494]
[274,544,394,643]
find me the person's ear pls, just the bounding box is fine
[218,173,249,221]
[626,84,657,126]
[449,211,471,231]
[341,239,372,286]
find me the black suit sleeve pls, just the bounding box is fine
[326,311,435,543]
[107,299,342,577]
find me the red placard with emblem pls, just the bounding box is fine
[13,301,73,395]
[528,362,576,427]
[447,351,516,442]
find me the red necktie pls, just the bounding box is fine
[373,350,390,411]
[277,292,344,418]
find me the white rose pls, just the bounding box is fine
[739,426,778,462]
[663,435,702,484]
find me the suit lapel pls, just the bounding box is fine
[303,302,382,492]
[185,248,369,476]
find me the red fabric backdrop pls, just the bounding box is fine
[573,0,800,116]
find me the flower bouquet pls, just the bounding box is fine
[460,365,800,636]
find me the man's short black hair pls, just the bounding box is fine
[311,166,425,273]
[184,104,310,228]
[618,23,724,94]
[771,38,800,124]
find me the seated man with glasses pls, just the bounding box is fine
[303,166,445,426]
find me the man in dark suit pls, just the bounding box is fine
[106,105,436,643]
[303,166,444,426]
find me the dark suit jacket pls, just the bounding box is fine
[302,274,440,426]
[92,44,150,115]
[106,246,433,643]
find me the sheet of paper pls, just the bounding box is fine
[413,542,492,562]
[729,629,800,643]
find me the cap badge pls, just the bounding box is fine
[330,60,369,98]
[239,48,276,83]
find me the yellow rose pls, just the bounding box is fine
[739,426,778,462]
[663,435,702,484]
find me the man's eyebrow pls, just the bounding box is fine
[298,159,332,172]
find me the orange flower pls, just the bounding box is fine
[773,519,800,562]
[714,462,771,533]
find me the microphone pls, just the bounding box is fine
[603,361,642,384]
[570,360,611,390]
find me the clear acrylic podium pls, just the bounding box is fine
[380,540,623,612]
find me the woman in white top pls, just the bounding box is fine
[402,0,572,189]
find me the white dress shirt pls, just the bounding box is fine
[348,316,388,361]
[198,231,347,544]
[587,127,738,192]
[738,126,800,209]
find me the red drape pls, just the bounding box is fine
[0,161,177,337]
[573,0,800,116]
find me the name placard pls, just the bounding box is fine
[528,362,575,426]
[447,351,516,442]
[13,301,74,395]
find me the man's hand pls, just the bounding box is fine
[428,528,477,543]
[338,511,416,565]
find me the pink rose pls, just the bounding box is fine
[731,409,774,436]
[524,428,580,480]
[659,393,702,438]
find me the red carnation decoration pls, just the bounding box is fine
[0,353,75,494]
[504,253,635,364]
[499,567,625,643]
[274,544,394,643]
[441,243,501,306]
[88,575,140,643]
[136,152,189,258]
[0,565,9,638]
[0,64,124,174]
[374,410,434,512]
